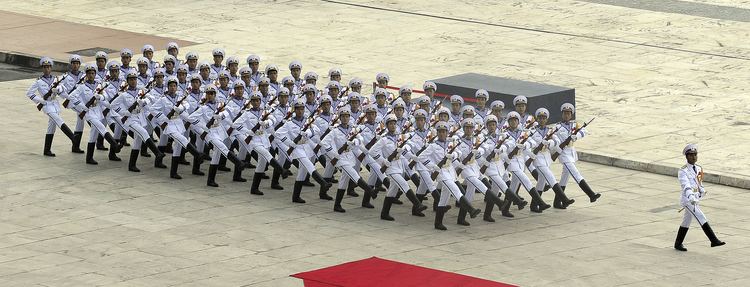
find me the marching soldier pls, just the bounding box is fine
[289,60,303,88]
[94,51,109,82]
[269,87,293,190]
[135,57,152,87]
[529,108,575,209]
[276,99,332,203]
[120,49,136,76]
[321,107,376,213]
[373,88,389,122]
[490,100,506,128]
[166,42,182,65]
[398,85,415,115]
[449,95,463,125]
[370,114,428,221]
[674,144,725,251]
[356,103,388,207]
[555,103,600,202]
[349,78,363,94]
[199,62,214,84]
[226,56,241,84]
[61,54,86,154]
[504,111,550,213]
[141,44,157,73]
[246,55,263,84]
[474,89,489,121]
[210,48,226,78]
[163,55,177,78]
[265,64,280,92]
[422,81,440,110]
[239,67,257,96]
[110,71,165,172]
[329,68,342,83]
[26,57,76,156]
[478,115,527,218]
[185,51,199,73]
[404,109,437,211]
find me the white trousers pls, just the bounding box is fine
[682,204,708,227]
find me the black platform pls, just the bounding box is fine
[431,73,575,122]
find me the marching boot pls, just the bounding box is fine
[192,155,205,176]
[292,181,306,203]
[154,146,167,168]
[458,196,482,218]
[409,173,421,188]
[85,142,98,165]
[347,180,359,197]
[302,174,314,187]
[578,180,601,202]
[164,139,173,153]
[269,159,287,179]
[270,168,284,190]
[217,155,231,172]
[674,226,689,251]
[71,132,84,153]
[431,190,440,212]
[170,156,182,179]
[434,206,450,230]
[283,161,293,178]
[374,178,386,192]
[701,223,726,247]
[527,188,551,212]
[482,178,492,191]
[416,193,427,203]
[380,197,395,221]
[140,147,151,157]
[355,178,375,199]
[405,190,427,217]
[361,189,375,208]
[96,135,108,150]
[334,189,346,213]
[393,191,404,205]
[250,173,264,195]
[128,150,141,172]
[552,183,575,209]
[108,147,122,161]
[60,123,75,142]
[143,138,162,163]
[530,169,541,193]
[227,151,245,169]
[457,206,470,226]
[178,149,189,165]
[43,134,55,157]
[185,143,203,159]
[500,198,514,218]
[232,164,247,182]
[105,134,122,161]
[483,198,496,222]
[206,164,219,187]
[311,171,332,199]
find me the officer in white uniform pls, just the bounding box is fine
[504,111,550,213]
[210,48,226,78]
[529,108,575,209]
[554,103,601,202]
[61,54,87,154]
[478,115,527,219]
[674,144,725,251]
[246,54,264,84]
[141,44,158,73]
[26,57,76,156]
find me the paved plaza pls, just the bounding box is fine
[1,0,749,286]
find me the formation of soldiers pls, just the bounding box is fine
[26,42,601,230]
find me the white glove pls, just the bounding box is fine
[410,154,419,162]
[570,134,578,142]
[382,161,391,167]
[396,147,404,154]
[175,105,184,113]
[545,139,555,147]
[261,120,270,128]
[445,153,454,160]
[54,86,64,95]
[347,140,355,146]
[430,165,440,172]
[690,199,697,205]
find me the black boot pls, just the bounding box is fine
[178,149,189,165]
[458,196,482,218]
[60,123,75,142]
[85,142,98,165]
[217,155,231,172]
[701,223,726,247]
[347,180,359,197]
[361,189,375,208]
[334,189,346,213]
[393,191,404,205]
[207,164,219,187]
[405,190,427,217]
[527,188,551,213]
[192,155,205,176]
[43,134,55,157]
[409,173,421,188]
[71,132,84,153]
[140,147,151,158]
[96,135,108,150]
[170,156,182,179]
[500,198,514,218]
[128,150,140,172]
[552,183,575,209]
[119,132,129,147]
[483,198,496,222]
[186,143,203,159]
[311,171,332,199]
[270,168,284,190]
[431,190,440,212]
[154,146,167,168]
[380,197,395,221]
[292,181,306,203]
[108,147,121,161]
[434,206,450,230]
[250,173,264,195]
[143,139,163,165]
[269,159,287,179]
[578,179,601,202]
[232,164,247,182]
[457,206,470,226]
[374,178,386,192]
[674,226,689,251]
[102,133,122,160]
[416,193,427,203]
[227,151,245,169]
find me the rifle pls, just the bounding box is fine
[200,102,227,140]
[379,133,418,173]
[157,95,189,129]
[242,108,276,144]
[504,130,537,169]
[102,79,136,117]
[525,125,561,167]
[285,116,318,155]
[356,122,386,162]
[121,87,157,123]
[62,76,86,108]
[479,134,510,174]
[77,81,111,119]
[551,118,595,161]
[430,139,460,181]
[456,135,492,175]
[407,125,459,169]
[267,107,293,143]
[311,115,341,154]
[329,126,364,166]
[36,74,68,111]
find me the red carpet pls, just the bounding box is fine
[291,257,517,287]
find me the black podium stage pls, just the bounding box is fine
[431,73,575,122]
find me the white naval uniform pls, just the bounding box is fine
[404,127,435,195]
[187,101,232,165]
[554,121,587,187]
[503,128,538,197]
[356,121,387,186]
[529,125,560,191]
[453,135,489,201]
[321,125,364,190]
[478,132,511,195]
[418,139,465,206]
[277,116,322,180]
[110,88,152,150]
[151,92,191,156]
[370,133,412,197]
[26,75,67,134]
[233,108,276,173]
[71,81,110,142]
[679,164,708,227]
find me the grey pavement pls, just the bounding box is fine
[1,0,750,286]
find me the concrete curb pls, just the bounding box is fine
[0,51,69,72]
[578,151,750,189]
